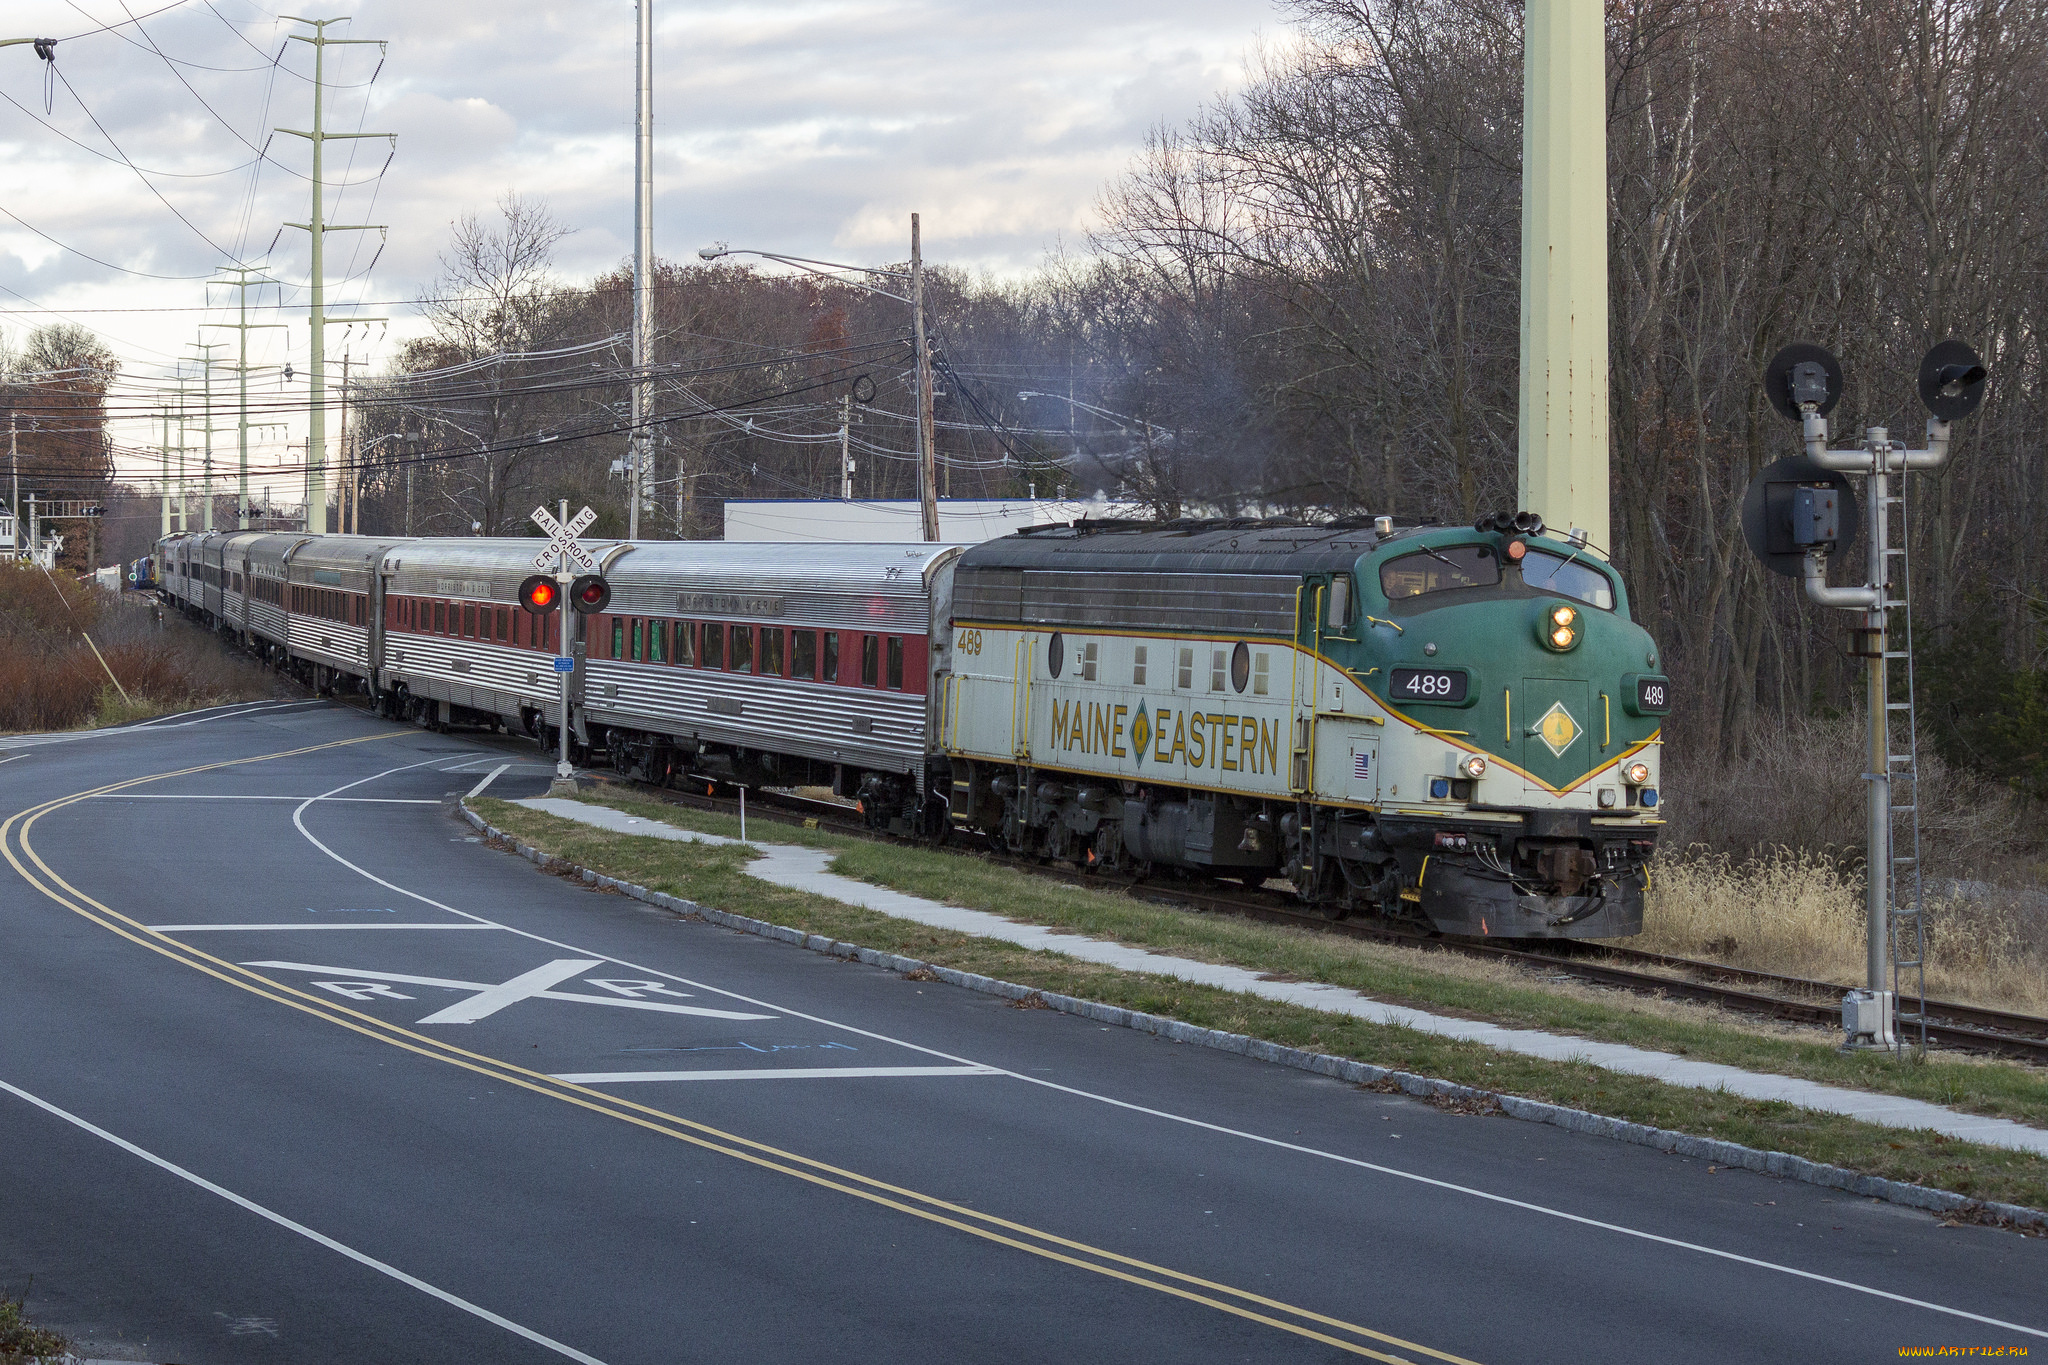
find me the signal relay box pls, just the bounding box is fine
[1791,485,1840,548]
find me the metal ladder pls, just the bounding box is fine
[1882,475,1928,1053]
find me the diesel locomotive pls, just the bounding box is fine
[155,513,1664,938]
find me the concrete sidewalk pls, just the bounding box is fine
[516,797,2048,1158]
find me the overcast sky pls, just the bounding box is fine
[0,0,1279,488]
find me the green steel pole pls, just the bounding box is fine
[1517,0,1610,554]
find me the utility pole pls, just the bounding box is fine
[338,352,358,533]
[278,16,391,536]
[8,408,18,554]
[911,213,938,541]
[158,402,172,536]
[627,0,654,539]
[839,391,853,499]
[186,339,227,533]
[204,267,285,530]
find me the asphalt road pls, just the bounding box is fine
[0,701,2041,1364]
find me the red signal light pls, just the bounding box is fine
[517,574,558,614]
[569,574,611,614]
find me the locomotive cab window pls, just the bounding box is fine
[1380,544,1501,599]
[1326,576,1351,629]
[1520,549,1615,610]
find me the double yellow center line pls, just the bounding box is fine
[1,732,1479,1365]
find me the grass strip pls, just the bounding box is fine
[543,789,2048,1126]
[477,794,2048,1214]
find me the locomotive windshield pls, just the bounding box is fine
[1378,544,1500,599]
[1521,549,1615,610]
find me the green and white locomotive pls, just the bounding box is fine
[939,515,1667,938]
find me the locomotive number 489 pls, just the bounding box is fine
[1389,667,1468,703]
[956,627,984,657]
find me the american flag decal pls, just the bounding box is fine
[1352,752,1371,781]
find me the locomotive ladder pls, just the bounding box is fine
[1881,474,1928,1053]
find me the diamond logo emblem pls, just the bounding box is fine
[1536,701,1580,758]
[1130,703,1151,764]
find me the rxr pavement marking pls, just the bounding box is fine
[242,958,777,1025]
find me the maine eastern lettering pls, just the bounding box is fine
[1048,696,1280,775]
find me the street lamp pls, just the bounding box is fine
[699,216,941,541]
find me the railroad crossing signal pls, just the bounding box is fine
[530,503,597,573]
[517,575,559,613]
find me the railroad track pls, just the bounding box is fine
[581,768,2048,1065]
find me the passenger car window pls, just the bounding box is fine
[823,631,839,682]
[792,630,817,680]
[651,620,668,663]
[703,623,724,670]
[761,628,784,677]
[611,618,625,659]
[1379,544,1501,599]
[887,637,904,690]
[730,625,754,673]
[1521,549,1616,610]
[862,635,880,686]
[1132,645,1148,685]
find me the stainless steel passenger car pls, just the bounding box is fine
[576,541,968,820]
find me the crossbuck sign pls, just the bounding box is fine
[530,504,598,573]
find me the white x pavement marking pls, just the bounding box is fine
[242,959,778,1025]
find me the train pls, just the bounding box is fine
[154,514,1665,938]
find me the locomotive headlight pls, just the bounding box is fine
[1458,755,1487,779]
[1539,602,1580,651]
[1625,761,1651,785]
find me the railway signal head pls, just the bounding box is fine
[569,574,611,614]
[1917,339,1988,422]
[517,575,558,614]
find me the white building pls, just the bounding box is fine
[721,497,1144,544]
[0,505,58,568]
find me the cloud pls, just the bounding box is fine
[1,0,1276,483]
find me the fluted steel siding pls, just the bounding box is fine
[387,632,556,718]
[585,657,925,775]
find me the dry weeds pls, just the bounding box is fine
[0,565,274,733]
[1626,851,2048,1016]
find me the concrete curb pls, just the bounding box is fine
[461,802,2048,1234]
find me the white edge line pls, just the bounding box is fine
[554,1066,1002,1083]
[467,763,513,800]
[286,771,2048,1338]
[91,795,442,803]
[146,923,499,932]
[0,1075,609,1365]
